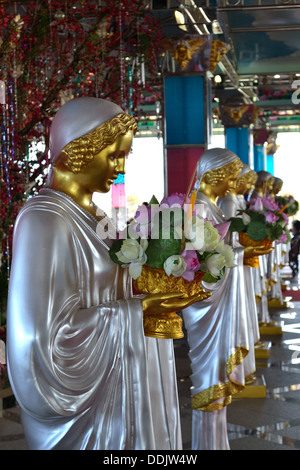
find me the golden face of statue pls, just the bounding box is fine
[236,180,247,195]
[212,168,241,198]
[80,130,133,193]
[272,182,282,195]
[237,178,253,195]
[265,177,274,194]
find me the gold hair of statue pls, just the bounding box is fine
[58,113,137,173]
[198,158,243,204]
[255,175,274,196]
[271,181,283,196]
[203,158,243,187]
[236,170,258,195]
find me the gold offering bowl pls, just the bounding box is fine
[133,265,211,339]
[239,232,273,268]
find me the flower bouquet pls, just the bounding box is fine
[275,195,299,217]
[109,193,235,339]
[228,195,291,267]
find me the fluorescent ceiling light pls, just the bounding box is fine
[199,7,211,23]
[174,10,188,32]
[212,19,223,34]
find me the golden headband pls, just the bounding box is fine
[58,113,137,173]
[203,158,243,187]
[236,169,257,189]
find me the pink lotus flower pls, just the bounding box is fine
[265,211,279,223]
[134,204,151,224]
[134,204,152,237]
[161,193,187,208]
[181,249,201,281]
[282,212,289,225]
[250,197,263,212]
[262,196,279,211]
[214,222,231,241]
[278,232,287,243]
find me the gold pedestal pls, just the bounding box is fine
[268,297,292,308]
[239,233,272,269]
[143,311,184,339]
[255,341,271,359]
[259,321,283,335]
[233,375,266,399]
[134,266,210,339]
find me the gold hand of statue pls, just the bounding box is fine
[142,291,208,315]
[244,245,273,258]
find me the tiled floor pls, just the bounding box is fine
[1,268,300,451]
[176,268,300,451]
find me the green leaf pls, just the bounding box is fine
[246,222,267,241]
[109,239,126,265]
[247,210,265,223]
[203,272,219,283]
[148,195,160,205]
[266,224,283,241]
[228,217,246,233]
[145,238,182,268]
[285,229,291,243]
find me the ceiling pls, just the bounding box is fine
[149,0,300,131]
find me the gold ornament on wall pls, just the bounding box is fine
[209,40,228,72]
[223,105,249,124]
[161,38,206,70]
[220,103,260,127]
[162,38,229,72]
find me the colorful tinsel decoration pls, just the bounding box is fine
[0,1,164,320]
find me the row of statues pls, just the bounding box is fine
[6,97,289,450]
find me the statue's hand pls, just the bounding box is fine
[141,291,208,315]
[244,245,273,257]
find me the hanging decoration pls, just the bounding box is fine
[0,0,164,318]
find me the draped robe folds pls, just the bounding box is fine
[218,192,259,375]
[182,193,250,450]
[268,242,283,303]
[7,189,182,451]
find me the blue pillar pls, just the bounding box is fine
[224,127,253,167]
[164,74,211,194]
[253,144,266,172]
[266,154,274,174]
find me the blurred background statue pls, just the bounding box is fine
[218,163,260,386]
[182,148,259,450]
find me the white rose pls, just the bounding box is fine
[164,255,187,277]
[203,221,220,252]
[205,253,226,278]
[116,238,148,279]
[215,240,236,268]
[184,215,205,251]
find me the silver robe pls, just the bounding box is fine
[182,193,249,450]
[7,189,182,450]
[218,193,259,372]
